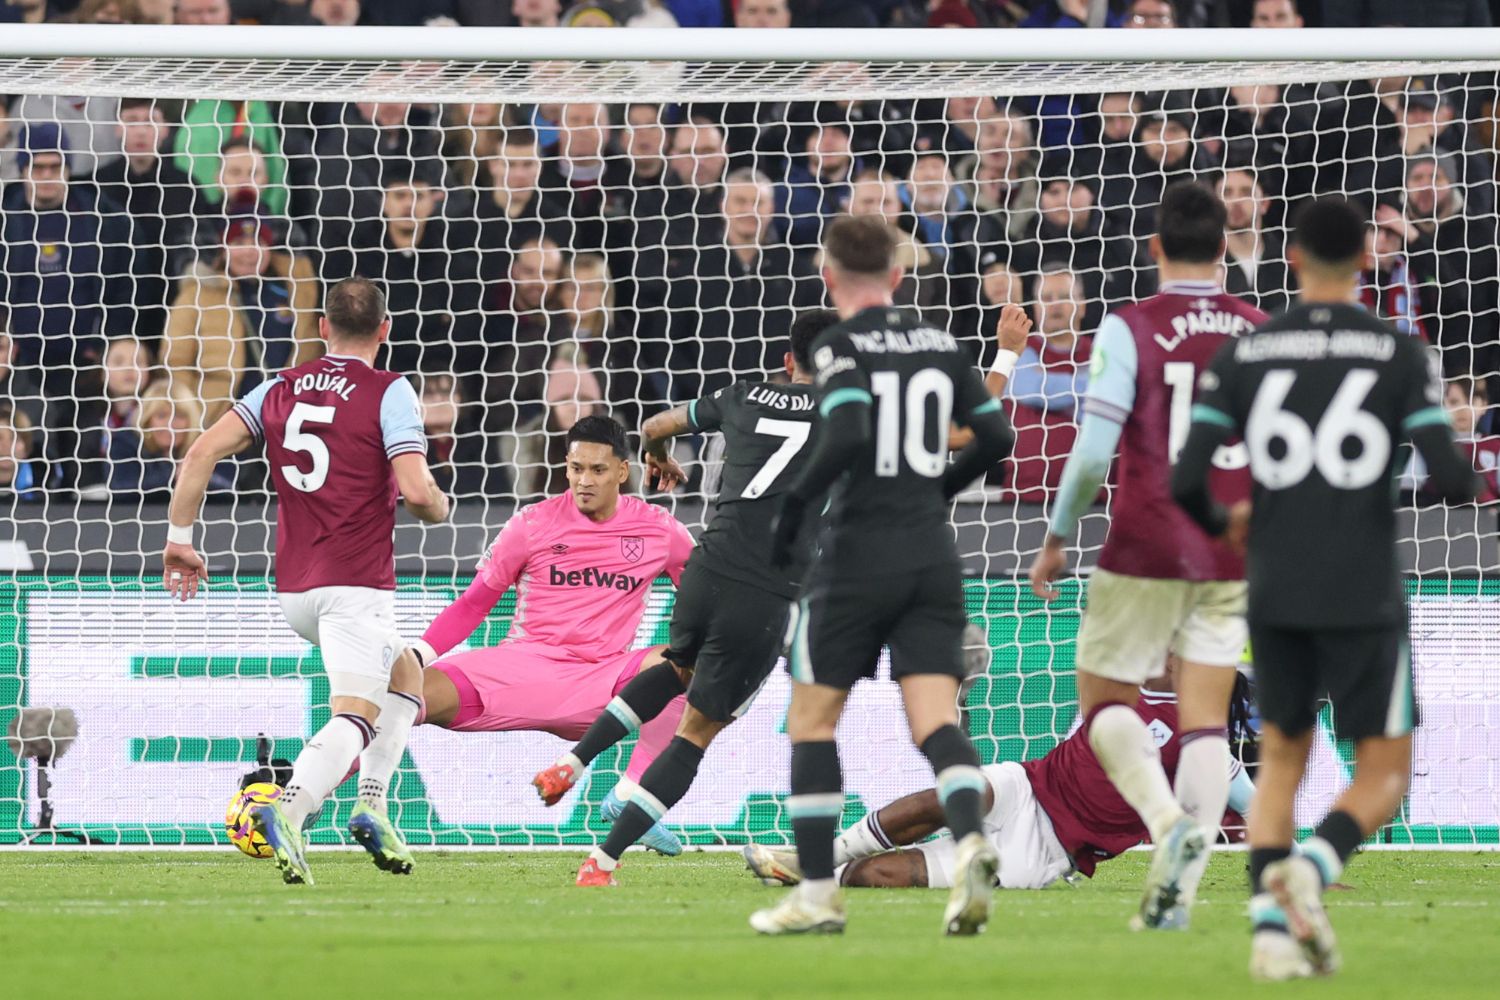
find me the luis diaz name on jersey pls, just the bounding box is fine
[745,386,816,412]
[1156,298,1258,353]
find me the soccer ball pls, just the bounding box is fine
[225,782,282,858]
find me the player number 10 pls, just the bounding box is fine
[872,368,953,478]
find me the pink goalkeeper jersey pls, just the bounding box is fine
[423,493,695,663]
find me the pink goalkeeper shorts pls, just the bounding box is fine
[430,641,658,736]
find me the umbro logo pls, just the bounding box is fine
[550,543,570,554]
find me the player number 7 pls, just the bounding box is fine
[742,418,812,498]
[281,401,336,493]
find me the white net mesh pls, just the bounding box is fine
[2,39,1498,848]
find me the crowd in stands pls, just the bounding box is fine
[0,0,1497,505]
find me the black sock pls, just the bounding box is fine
[788,740,843,881]
[920,725,985,840]
[1306,809,1364,885]
[1248,845,1293,894]
[572,663,687,766]
[600,737,706,859]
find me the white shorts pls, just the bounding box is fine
[1076,569,1247,685]
[918,762,1073,890]
[278,586,405,704]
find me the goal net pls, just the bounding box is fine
[1,26,1496,850]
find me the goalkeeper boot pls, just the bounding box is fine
[532,762,579,807]
[251,802,313,886]
[1264,857,1341,976]
[1132,815,1206,931]
[943,831,999,937]
[743,843,803,886]
[347,802,415,875]
[1249,930,1316,983]
[600,787,683,857]
[576,856,618,887]
[749,883,846,936]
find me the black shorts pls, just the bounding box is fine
[666,560,792,723]
[789,561,967,690]
[1249,622,1417,741]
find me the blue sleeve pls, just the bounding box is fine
[230,377,279,443]
[1045,315,1138,540]
[380,377,427,460]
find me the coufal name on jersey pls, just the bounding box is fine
[290,371,358,401]
[847,328,958,354]
[745,386,815,412]
[1157,302,1257,352]
[547,564,645,591]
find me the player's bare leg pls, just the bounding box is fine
[537,650,688,804]
[1247,721,1320,980]
[750,682,850,935]
[579,702,729,884]
[350,648,424,875]
[1079,670,1199,930]
[842,849,931,888]
[900,673,998,937]
[257,693,380,886]
[416,666,462,728]
[1158,658,1237,919]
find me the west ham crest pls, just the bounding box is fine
[620,536,645,563]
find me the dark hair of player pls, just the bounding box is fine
[324,277,387,341]
[567,415,630,461]
[823,214,897,277]
[1156,181,1226,264]
[1292,196,1367,270]
[789,309,840,373]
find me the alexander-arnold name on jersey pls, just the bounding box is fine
[745,385,815,412]
[547,564,645,591]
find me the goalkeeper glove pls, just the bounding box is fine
[769,494,808,570]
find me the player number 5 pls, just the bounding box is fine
[281,402,336,493]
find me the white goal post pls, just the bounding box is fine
[0,25,1496,852]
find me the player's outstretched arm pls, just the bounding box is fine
[948,304,1032,451]
[640,405,692,492]
[391,453,450,523]
[162,411,254,601]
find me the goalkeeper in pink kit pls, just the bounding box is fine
[407,416,697,854]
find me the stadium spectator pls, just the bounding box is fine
[963,110,1039,245]
[977,252,1026,354]
[603,104,673,321]
[1028,175,1145,309]
[0,403,41,502]
[1019,1,1122,149]
[304,91,445,279]
[1250,0,1302,27]
[1393,155,1499,373]
[0,123,134,488]
[818,169,942,314]
[778,121,861,251]
[1216,166,1292,314]
[356,161,482,377]
[789,0,875,28]
[1073,91,1138,183]
[537,102,615,252]
[1404,376,1500,503]
[1124,0,1174,27]
[0,329,43,431]
[109,381,227,498]
[163,197,321,424]
[175,0,229,22]
[901,152,978,284]
[563,252,643,428]
[474,127,557,269]
[92,97,199,342]
[660,168,799,401]
[415,371,503,497]
[1100,111,1215,241]
[77,334,154,493]
[735,0,789,27]
[481,230,570,428]
[1395,77,1496,219]
[441,101,504,188]
[1010,263,1091,419]
[509,0,560,24]
[1360,207,1431,342]
[1324,0,1491,27]
[174,99,289,217]
[1,0,51,24]
[512,346,606,498]
[135,0,174,21]
[918,96,1000,162]
[1217,83,1318,217]
[9,93,121,177]
[666,118,729,221]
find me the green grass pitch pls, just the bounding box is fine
[1,850,1495,999]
